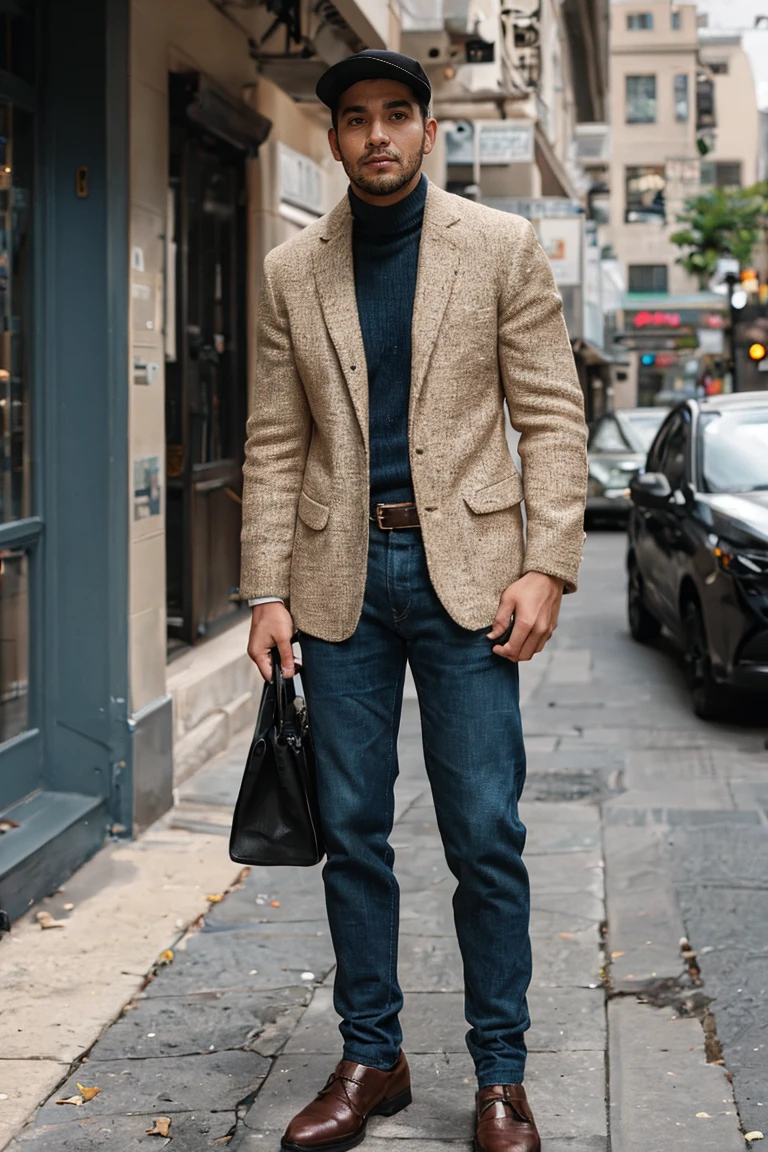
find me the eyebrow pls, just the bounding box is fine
[339,98,415,118]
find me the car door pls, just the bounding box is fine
[633,416,673,622]
[651,410,692,626]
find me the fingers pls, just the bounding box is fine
[247,604,295,679]
[493,617,556,662]
[276,632,296,678]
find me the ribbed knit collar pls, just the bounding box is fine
[348,173,427,237]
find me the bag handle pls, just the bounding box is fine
[270,643,300,737]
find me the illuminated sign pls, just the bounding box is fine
[633,311,681,328]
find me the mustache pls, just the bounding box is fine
[360,149,401,164]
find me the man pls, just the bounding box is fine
[241,49,588,1152]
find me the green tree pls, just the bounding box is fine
[670,181,768,287]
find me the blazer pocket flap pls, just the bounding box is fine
[464,473,524,514]
[298,490,330,531]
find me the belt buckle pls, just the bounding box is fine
[376,504,393,530]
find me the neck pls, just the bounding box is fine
[348,168,424,208]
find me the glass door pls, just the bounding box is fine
[166,134,246,645]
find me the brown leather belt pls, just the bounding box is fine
[371,502,421,530]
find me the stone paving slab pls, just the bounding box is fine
[142,928,335,997]
[32,1051,268,1126]
[283,986,606,1058]
[11,1110,237,1150]
[608,1000,743,1152]
[89,987,309,1061]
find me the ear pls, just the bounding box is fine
[422,117,438,157]
[328,127,342,162]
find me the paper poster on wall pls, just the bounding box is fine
[134,456,161,520]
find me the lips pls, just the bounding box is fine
[365,155,397,167]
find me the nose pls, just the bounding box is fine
[366,117,391,149]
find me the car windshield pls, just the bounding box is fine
[699,409,768,494]
[622,409,669,451]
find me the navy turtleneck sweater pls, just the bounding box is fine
[349,174,427,509]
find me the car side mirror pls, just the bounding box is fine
[630,471,672,507]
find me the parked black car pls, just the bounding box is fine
[627,393,768,718]
[587,407,669,523]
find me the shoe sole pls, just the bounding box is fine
[281,1087,413,1152]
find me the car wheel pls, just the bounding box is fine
[683,599,723,720]
[627,556,661,643]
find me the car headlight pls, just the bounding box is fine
[713,542,768,577]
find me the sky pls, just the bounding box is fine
[695,0,768,106]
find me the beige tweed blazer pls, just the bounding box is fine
[240,180,588,642]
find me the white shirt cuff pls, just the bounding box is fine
[248,597,284,607]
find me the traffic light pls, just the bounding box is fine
[748,342,766,362]
[640,353,656,366]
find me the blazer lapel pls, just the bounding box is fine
[411,182,462,399]
[313,199,369,453]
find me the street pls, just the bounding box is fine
[2,528,768,1150]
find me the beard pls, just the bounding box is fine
[340,135,426,197]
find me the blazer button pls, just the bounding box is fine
[415,448,424,455]
[425,506,437,512]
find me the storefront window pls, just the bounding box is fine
[0,101,33,524]
[0,548,28,741]
[674,74,689,122]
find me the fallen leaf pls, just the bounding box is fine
[56,1095,85,1107]
[713,1058,725,1065]
[146,1117,172,1137]
[270,901,281,908]
[156,950,174,966]
[76,1083,101,1101]
[36,911,65,930]
[63,903,75,912]
[745,1134,765,1142]
[611,951,625,958]
[0,819,19,834]
[206,894,224,903]
[557,932,574,940]
[696,1112,712,1118]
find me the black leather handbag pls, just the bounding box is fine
[229,648,324,867]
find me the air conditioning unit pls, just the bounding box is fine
[574,123,610,166]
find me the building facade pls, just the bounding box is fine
[605,0,761,406]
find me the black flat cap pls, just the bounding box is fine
[316,49,431,111]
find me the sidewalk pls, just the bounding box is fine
[3,702,608,1151]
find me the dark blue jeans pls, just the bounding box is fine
[299,524,531,1087]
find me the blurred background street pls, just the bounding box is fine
[0,0,767,1146]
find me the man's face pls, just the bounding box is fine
[329,78,437,201]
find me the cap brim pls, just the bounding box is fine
[316,57,431,110]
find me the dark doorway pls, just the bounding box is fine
[166,77,249,646]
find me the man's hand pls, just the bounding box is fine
[487,571,565,662]
[247,602,296,680]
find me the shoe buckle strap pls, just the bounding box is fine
[479,1092,531,1124]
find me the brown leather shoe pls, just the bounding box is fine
[281,1050,412,1152]
[474,1084,541,1152]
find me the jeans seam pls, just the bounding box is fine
[384,654,407,1028]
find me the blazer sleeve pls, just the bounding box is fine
[498,219,588,593]
[240,254,311,602]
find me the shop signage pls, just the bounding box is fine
[539,217,582,287]
[633,310,681,328]
[444,120,534,166]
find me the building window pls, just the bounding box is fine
[708,60,729,74]
[627,12,653,28]
[626,165,666,223]
[628,265,669,293]
[626,76,657,123]
[674,74,689,121]
[671,9,681,28]
[700,161,742,189]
